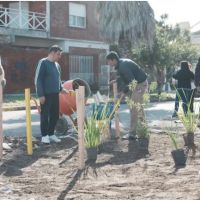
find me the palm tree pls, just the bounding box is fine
[96,1,155,57]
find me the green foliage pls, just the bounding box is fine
[166,122,180,150]
[125,80,150,138]
[176,89,199,134]
[136,120,149,139]
[168,131,178,150]
[149,92,175,102]
[149,82,157,93]
[178,109,198,134]
[96,1,155,48]
[74,100,121,148]
[133,14,198,82]
[84,116,102,148]
[125,80,148,110]
[128,80,137,91]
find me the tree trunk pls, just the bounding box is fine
[118,34,132,58]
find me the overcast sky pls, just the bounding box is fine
[148,0,200,27]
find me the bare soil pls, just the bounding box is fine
[1,131,200,200]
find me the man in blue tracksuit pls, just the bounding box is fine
[35,45,66,144]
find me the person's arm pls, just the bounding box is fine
[194,65,200,87]
[35,60,46,103]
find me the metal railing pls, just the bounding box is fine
[0,7,47,31]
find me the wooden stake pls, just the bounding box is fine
[113,82,120,139]
[25,88,33,155]
[76,86,85,169]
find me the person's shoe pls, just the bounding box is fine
[41,135,50,144]
[122,133,137,140]
[49,135,61,143]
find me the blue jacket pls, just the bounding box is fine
[34,58,62,97]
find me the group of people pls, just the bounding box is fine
[35,46,148,143]
[172,58,200,117]
[35,45,200,144]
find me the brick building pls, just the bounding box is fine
[0,1,109,93]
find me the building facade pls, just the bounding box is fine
[0,1,109,93]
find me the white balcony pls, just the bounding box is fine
[0,7,48,31]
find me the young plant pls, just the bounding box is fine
[136,120,149,139]
[84,116,101,148]
[178,108,199,134]
[166,123,180,150]
[175,88,199,134]
[73,99,121,149]
[169,131,178,150]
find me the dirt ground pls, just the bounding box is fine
[1,129,200,200]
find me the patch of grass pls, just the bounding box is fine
[150,92,175,102]
[3,94,37,108]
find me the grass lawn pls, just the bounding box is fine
[3,94,38,109]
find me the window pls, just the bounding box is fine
[69,3,86,28]
[69,55,93,84]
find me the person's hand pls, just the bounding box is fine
[39,96,45,105]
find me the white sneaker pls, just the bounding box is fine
[49,135,61,143]
[41,135,50,144]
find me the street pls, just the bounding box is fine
[2,101,177,137]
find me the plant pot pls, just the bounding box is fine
[171,149,187,166]
[183,133,195,148]
[138,138,149,152]
[86,147,98,162]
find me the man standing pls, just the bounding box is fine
[35,45,66,144]
[106,51,148,140]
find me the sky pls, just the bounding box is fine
[148,0,200,27]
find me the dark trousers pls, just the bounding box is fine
[174,94,179,112]
[190,89,196,112]
[177,88,194,114]
[40,93,59,136]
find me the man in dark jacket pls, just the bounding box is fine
[35,45,67,144]
[106,51,148,140]
[173,61,194,114]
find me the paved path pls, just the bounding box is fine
[3,101,178,137]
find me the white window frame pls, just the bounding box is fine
[69,3,86,28]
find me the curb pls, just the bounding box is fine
[3,106,37,112]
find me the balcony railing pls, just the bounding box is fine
[0,7,48,31]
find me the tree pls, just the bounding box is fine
[133,14,199,91]
[96,1,155,57]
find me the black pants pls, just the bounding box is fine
[177,88,194,114]
[40,93,59,136]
